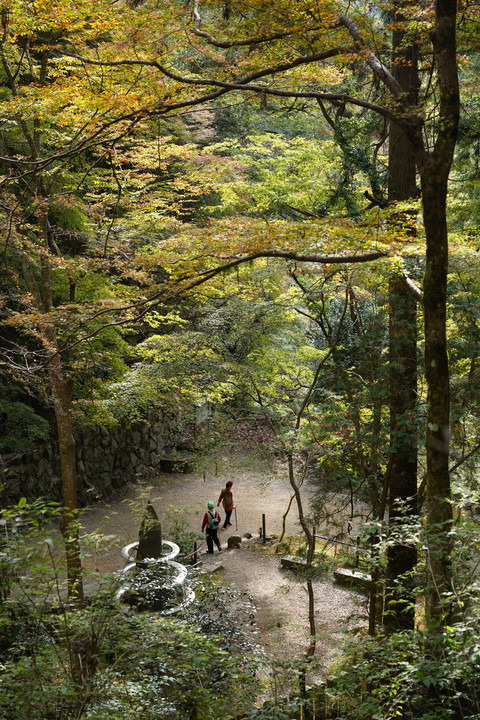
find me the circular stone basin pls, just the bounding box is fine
[117,541,194,614]
[121,540,179,563]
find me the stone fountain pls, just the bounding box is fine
[116,502,195,614]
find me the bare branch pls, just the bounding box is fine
[295,284,350,426]
[450,442,480,473]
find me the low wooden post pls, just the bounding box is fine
[262,513,266,544]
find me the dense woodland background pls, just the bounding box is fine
[1,0,480,717]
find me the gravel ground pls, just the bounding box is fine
[79,449,368,671]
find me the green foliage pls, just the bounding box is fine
[206,133,348,219]
[0,499,259,720]
[310,484,480,718]
[80,281,302,429]
[0,2,478,717]
[324,625,480,720]
[78,330,232,428]
[0,382,51,453]
[163,505,203,562]
[213,97,327,143]
[325,112,388,217]
[49,200,90,233]
[242,696,305,720]
[0,601,257,719]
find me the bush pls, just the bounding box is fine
[322,625,480,720]
[0,499,260,719]
[163,505,203,563]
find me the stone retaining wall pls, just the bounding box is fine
[0,410,177,507]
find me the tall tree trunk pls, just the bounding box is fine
[413,0,459,628]
[20,211,85,604]
[47,328,84,605]
[287,454,316,720]
[385,11,419,630]
[420,172,453,626]
[4,42,84,602]
[387,276,418,628]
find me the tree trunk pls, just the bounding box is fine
[420,171,453,627]
[386,274,418,629]
[385,15,419,629]
[287,454,316,720]
[415,0,458,629]
[47,337,84,605]
[19,221,85,604]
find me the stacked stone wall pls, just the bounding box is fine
[0,410,175,507]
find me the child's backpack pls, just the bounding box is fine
[209,511,220,530]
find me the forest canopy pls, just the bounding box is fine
[1,0,480,717]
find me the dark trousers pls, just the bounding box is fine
[223,509,233,528]
[206,527,221,552]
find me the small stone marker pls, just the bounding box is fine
[137,501,163,561]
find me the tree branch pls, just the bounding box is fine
[192,2,319,48]
[338,15,404,101]
[295,284,350,426]
[65,49,401,121]
[400,271,423,302]
[37,248,389,367]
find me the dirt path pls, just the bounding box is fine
[79,450,367,669]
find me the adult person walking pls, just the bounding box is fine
[217,481,234,529]
[202,500,222,554]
